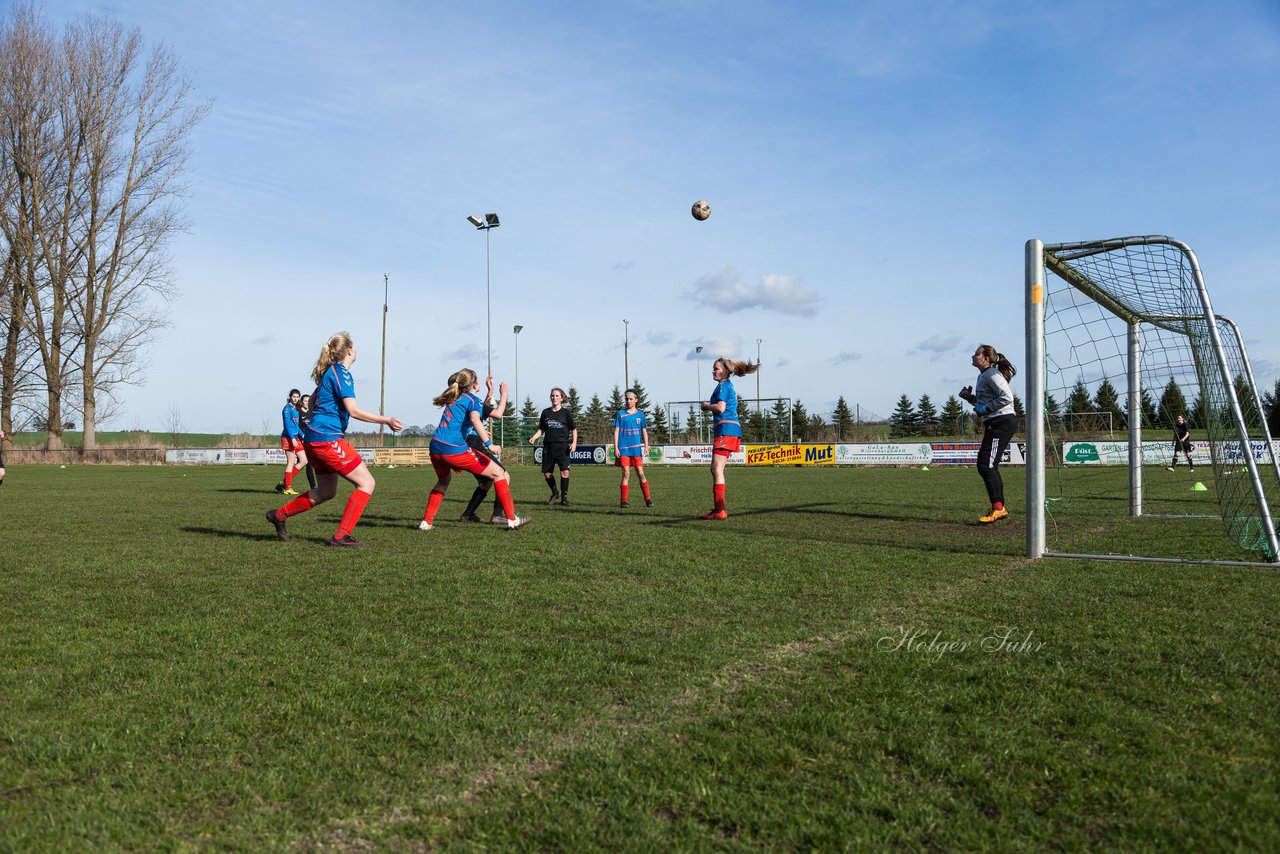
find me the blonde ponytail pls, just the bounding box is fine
[312,332,354,384]
[433,368,477,408]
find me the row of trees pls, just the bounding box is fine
[400,380,883,444]
[0,4,206,449]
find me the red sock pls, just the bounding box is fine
[714,483,726,513]
[495,479,516,520]
[424,488,445,524]
[621,484,629,502]
[283,467,296,488]
[640,480,651,501]
[278,492,316,519]
[994,501,1004,511]
[335,489,370,539]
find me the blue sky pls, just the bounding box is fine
[35,0,1280,433]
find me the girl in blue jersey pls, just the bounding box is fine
[613,391,652,507]
[958,343,1017,524]
[276,388,307,495]
[699,357,758,519]
[266,332,403,546]
[421,368,529,530]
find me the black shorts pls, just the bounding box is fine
[541,443,571,473]
[1174,439,1192,453]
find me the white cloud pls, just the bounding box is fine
[686,268,821,316]
[832,352,863,364]
[911,333,965,361]
[441,344,486,363]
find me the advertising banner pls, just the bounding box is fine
[166,447,376,465]
[375,447,433,466]
[659,445,746,465]
[929,442,1028,466]
[1062,440,1274,467]
[535,444,609,465]
[835,443,932,466]
[745,443,835,465]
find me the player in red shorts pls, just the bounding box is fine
[613,390,652,507]
[420,368,529,531]
[275,388,307,495]
[266,332,402,546]
[699,357,758,519]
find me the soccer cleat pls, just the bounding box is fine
[418,520,434,531]
[459,513,483,523]
[546,493,560,505]
[274,482,285,493]
[560,498,570,506]
[1166,466,1175,472]
[266,509,289,541]
[645,499,653,507]
[978,508,1010,524]
[490,514,507,525]
[283,488,300,496]
[701,510,728,520]
[327,535,365,547]
[506,515,532,530]
[620,500,630,508]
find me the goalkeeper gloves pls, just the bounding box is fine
[974,403,989,415]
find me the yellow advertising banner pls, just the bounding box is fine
[745,443,835,466]
[374,447,434,466]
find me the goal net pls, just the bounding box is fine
[1026,236,1280,565]
[665,398,794,444]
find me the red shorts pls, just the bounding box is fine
[432,450,492,479]
[712,435,741,458]
[304,439,363,476]
[280,437,303,453]
[616,455,644,468]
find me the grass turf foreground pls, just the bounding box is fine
[1,464,1277,850]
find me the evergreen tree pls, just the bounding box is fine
[792,400,809,441]
[1188,394,1206,430]
[888,394,916,438]
[685,405,700,441]
[808,412,829,441]
[940,395,966,436]
[744,409,765,442]
[628,379,650,413]
[1045,393,1063,428]
[649,404,669,444]
[770,398,790,442]
[1234,373,1259,426]
[1066,378,1092,431]
[1263,379,1280,437]
[1140,388,1159,428]
[1093,378,1124,431]
[1012,393,1024,418]
[607,386,625,418]
[915,394,939,436]
[566,385,583,420]
[584,394,607,443]
[736,393,752,435]
[833,396,855,441]
[1157,378,1188,430]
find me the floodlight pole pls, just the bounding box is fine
[624,319,630,394]
[379,272,388,438]
[466,213,500,379]
[514,324,523,463]
[695,345,704,442]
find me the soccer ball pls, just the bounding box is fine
[691,200,711,221]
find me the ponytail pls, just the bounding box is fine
[311,332,353,385]
[976,344,1016,382]
[718,357,760,377]
[433,368,477,408]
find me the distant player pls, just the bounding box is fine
[460,375,511,525]
[613,390,652,508]
[959,343,1017,524]
[528,387,577,505]
[1168,414,1194,472]
[275,388,307,495]
[297,393,317,490]
[421,368,529,531]
[699,357,758,519]
[266,332,402,547]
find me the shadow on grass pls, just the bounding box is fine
[181,525,280,542]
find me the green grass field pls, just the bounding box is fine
[2,464,1277,850]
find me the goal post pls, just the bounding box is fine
[1026,236,1280,565]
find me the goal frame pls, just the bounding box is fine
[1025,236,1280,565]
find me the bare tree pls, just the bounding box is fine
[62,16,207,449]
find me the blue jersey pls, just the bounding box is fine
[431,391,483,454]
[304,364,356,442]
[614,410,648,456]
[281,402,302,440]
[710,379,741,438]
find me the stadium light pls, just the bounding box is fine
[466,213,500,377]
[379,273,389,437]
[514,324,523,463]
[623,319,630,395]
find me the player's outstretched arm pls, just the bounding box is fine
[342,397,402,432]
